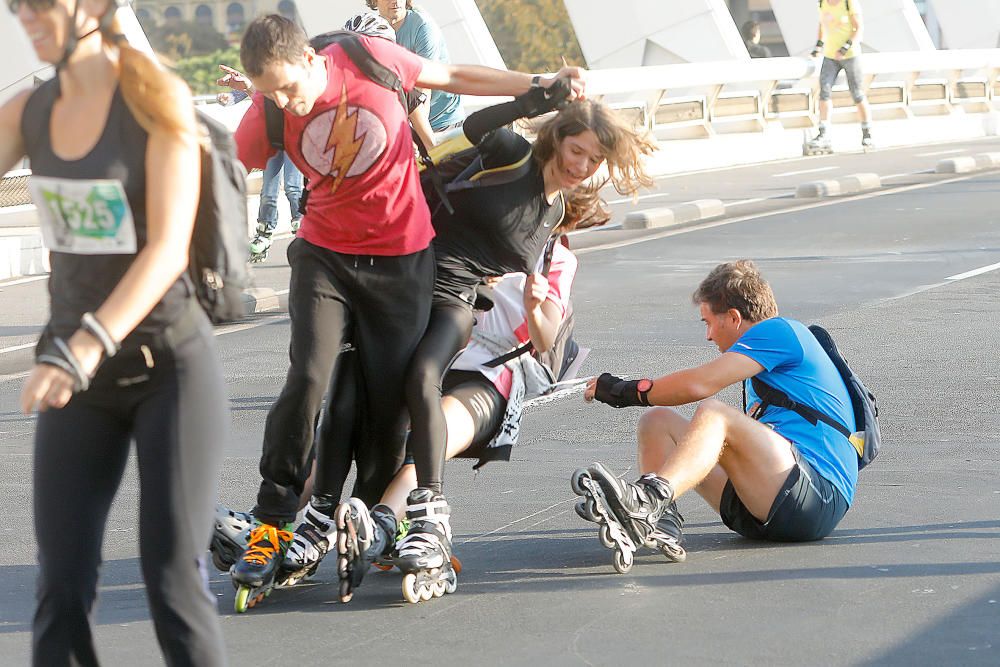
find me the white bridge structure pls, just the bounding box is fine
[1,3,999,280]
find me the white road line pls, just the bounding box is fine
[0,342,34,354]
[0,275,47,288]
[576,170,992,257]
[917,149,965,157]
[947,262,1000,281]
[606,192,671,205]
[772,166,839,178]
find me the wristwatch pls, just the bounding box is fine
[530,75,542,89]
[636,378,653,406]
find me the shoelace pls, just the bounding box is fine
[242,524,294,565]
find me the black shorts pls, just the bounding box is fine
[443,370,506,453]
[719,448,849,542]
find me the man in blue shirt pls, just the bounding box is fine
[368,0,465,133]
[575,260,856,568]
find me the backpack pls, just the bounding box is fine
[747,324,880,470]
[484,236,582,385]
[189,111,250,323]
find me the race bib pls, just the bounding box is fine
[29,176,137,255]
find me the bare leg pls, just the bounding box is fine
[380,395,477,517]
[818,98,832,123]
[857,98,871,123]
[645,399,797,522]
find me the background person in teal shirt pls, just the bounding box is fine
[368,0,465,132]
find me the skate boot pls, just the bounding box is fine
[230,522,294,613]
[571,462,674,573]
[281,500,337,585]
[334,499,397,603]
[804,127,832,156]
[209,504,253,572]
[393,489,459,603]
[861,127,873,150]
[290,217,301,234]
[248,225,273,263]
[648,501,686,563]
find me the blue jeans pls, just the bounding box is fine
[257,151,303,232]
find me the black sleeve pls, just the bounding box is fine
[461,77,573,145]
[476,128,531,171]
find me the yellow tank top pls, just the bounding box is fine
[820,0,860,59]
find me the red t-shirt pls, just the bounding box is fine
[235,37,434,256]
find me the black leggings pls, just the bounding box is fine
[32,317,227,667]
[256,239,434,520]
[405,299,475,493]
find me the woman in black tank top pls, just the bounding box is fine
[2,2,226,664]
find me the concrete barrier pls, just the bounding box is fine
[936,156,978,174]
[796,173,881,198]
[623,199,724,230]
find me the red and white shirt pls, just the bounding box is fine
[235,37,434,256]
[452,243,578,398]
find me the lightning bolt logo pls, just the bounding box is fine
[325,83,365,194]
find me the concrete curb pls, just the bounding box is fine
[935,156,979,174]
[623,198,725,230]
[795,172,881,198]
[241,287,282,315]
[974,152,1000,170]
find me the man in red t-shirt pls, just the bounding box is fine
[230,14,584,592]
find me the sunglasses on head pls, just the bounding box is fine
[8,0,58,12]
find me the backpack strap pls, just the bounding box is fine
[484,236,560,369]
[749,375,852,438]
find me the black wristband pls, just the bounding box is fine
[815,39,824,47]
[593,373,643,408]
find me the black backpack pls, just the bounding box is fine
[747,324,880,470]
[189,111,250,323]
[484,236,581,385]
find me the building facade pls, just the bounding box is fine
[131,0,299,35]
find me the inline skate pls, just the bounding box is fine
[803,127,833,156]
[570,462,676,573]
[392,489,459,603]
[209,504,253,572]
[281,499,337,585]
[249,224,273,263]
[861,127,873,151]
[334,498,397,603]
[230,522,294,613]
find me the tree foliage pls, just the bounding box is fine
[173,47,242,96]
[146,21,229,60]
[475,0,585,71]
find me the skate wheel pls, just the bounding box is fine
[374,562,393,572]
[402,573,421,604]
[337,529,348,556]
[661,545,687,563]
[570,468,592,496]
[613,548,633,575]
[444,569,458,595]
[418,582,433,602]
[338,577,353,603]
[337,555,349,577]
[211,550,231,573]
[450,555,463,574]
[432,579,447,598]
[598,524,614,549]
[234,586,251,613]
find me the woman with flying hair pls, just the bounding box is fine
[2,0,226,663]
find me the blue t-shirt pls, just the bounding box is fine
[733,317,858,504]
[395,8,464,130]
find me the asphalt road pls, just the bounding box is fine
[1,141,998,665]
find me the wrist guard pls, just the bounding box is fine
[838,40,852,55]
[513,77,572,119]
[593,373,650,408]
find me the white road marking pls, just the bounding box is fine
[917,149,965,157]
[606,192,671,205]
[0,275,47,288]
[772,166,838,178]
[947,262,1000,281]
[0,342,34,354]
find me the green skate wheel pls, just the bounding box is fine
[234,585,251,613]
[402,573,420,604]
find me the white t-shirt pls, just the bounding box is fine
[451,242,577,398]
